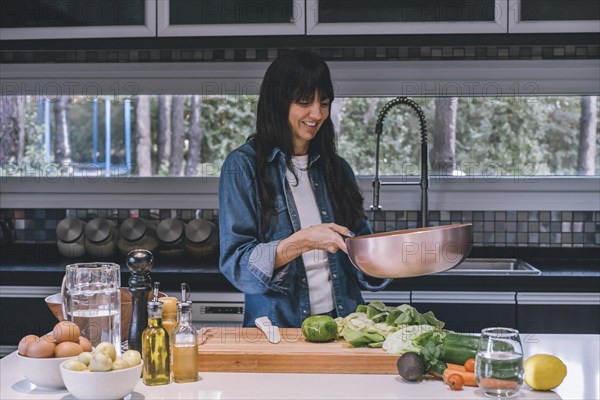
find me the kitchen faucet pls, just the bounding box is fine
[372,97,429,228]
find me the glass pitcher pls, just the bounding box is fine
[61,263,121,353]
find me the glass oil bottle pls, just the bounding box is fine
[142,282,170,386]
[171,283,198,383]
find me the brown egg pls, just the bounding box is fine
[78,336,93,352]
[53,321,80,343]
[27,337,56,358]
[44,333,58,343]
[55,341,84,358]
[18,335,39,356]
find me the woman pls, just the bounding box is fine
[219,50,390,328]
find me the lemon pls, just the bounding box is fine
[524,354,567,391]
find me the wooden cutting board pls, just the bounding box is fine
[197,327,398,374]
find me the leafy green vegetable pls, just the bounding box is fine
[382,325,442,354]
[336,302,479,374]
[342,328,385,347]
[336,303,445,344]
[429,360,448,376]
[335,303,446,348]
[361,303,445,329]
[420,337,445,372]
[335,312,394,347]
[389,304,445,328]
[383,327,481,371]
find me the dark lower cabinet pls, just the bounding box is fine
[517,293,600,334]
[371,291,600,334]
[0,297,57,347]
[412,303,517,333]
[411,291,517,334]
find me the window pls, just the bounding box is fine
[336,96,599,177]
[1,95,598,178]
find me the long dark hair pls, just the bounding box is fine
[249,50,366,231]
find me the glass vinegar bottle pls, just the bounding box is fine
[171,301,198,383]
[141,282,170,386]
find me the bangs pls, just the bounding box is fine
[287,60,334,104]
[290,82,332,104]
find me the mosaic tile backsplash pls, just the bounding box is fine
[2,44,599,64]
[0,44,600,63]
[1,208,598,248]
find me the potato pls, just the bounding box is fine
[78,351,93,366]
[63,359,88,371]
[95,342,116,362]
[121,350,141,367]
[89,352,113,372]
[112,358,130,370]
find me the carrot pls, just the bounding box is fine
[447,373,464,390]
[464,358,476,373]
[445,363,467,371]
[443,368,478,387]
[428,369,444,380]
[479,378,520,390]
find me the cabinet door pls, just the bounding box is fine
[361,291,411,307]
[411,291,517,333]
[158,0,304,36]
[307,0,508,35]
[509,0,600,33]
[0,297,58,356]
[517,292,600,334]
[0,286,60,356]
[0,0,156,40]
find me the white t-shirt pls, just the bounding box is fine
[285,155,335,315]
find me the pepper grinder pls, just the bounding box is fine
[126,249,154,352]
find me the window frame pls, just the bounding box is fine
[0,176,598,211]
[0,59,599,211]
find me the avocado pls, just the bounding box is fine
[396,352,425,381]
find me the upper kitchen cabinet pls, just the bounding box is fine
[157,0,305,36]
[509,0,600,33]
[306,0,508,35]
[0,0,156,40]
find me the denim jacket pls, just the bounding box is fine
[218,141,391,327]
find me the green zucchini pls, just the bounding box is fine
[441,333,479,365]
[442,343,478,365]
[444,333,480,349]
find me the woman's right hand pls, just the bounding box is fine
[275,223,354,268]
[296,223,354,254]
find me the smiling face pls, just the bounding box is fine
[288,93,330,155]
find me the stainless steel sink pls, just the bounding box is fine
[440,258,541,275]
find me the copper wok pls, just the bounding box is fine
[346,224,472,278]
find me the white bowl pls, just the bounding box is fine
[16,353,70,389]
[60,360,143,400]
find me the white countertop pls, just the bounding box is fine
[1,334,598,400]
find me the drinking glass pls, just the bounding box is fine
[476,327,524,398]
[62,263,121,353]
